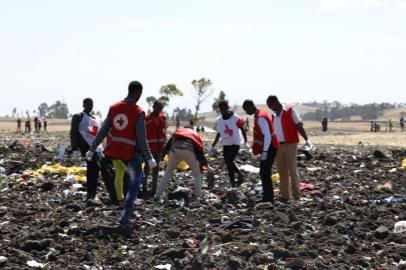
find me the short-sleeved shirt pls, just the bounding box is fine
[273,107,302,143]
[216,113,245,146]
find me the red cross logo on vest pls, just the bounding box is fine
[113,113,128,131]
[224,124,233,137]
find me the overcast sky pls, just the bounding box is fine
[0,0,405,117]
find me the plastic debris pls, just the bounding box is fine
[394,221,406,234]
[27,260,45,268]
[154,264,172,270]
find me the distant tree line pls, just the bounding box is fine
[301,101,396,121]
[11,100,69,119]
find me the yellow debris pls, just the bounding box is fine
[272,173,280,182]
[163,155,190,171]
[40,164,86,175]
[401,158,406,169]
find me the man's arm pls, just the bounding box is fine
[258,117,271,151]
[70,114,81,150]
[212,132,220,147]
[161,136,173,159]
[135,112,153,161]
[296,123,309,141]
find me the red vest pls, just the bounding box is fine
[253,108,279,155]
[146,112,167,152]
[104,101,143,160]
[272,107,299,144]
[173,128,203,151]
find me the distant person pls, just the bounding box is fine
[175,114,180,129]
[34,116,39,132]
[201,125,205,132]
[43,118,47,132]
[16,118,21,133]
[87,81,156,230]
[189,118,195,128]
[267,95,310,201]
[321,117,328,132]
[370,121,374,132]
[38,120,42,132]
[142,100,167,196]
[154,126,207,200]
[388,119,393,132]
[25,117,31,133]
[211,100,248,187]
[401,117,405,132]
[374,121,380,132]
[70,98,116,202]
[196,126,201,132]
[243,99,279,203]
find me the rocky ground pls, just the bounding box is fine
[0,132,406,269]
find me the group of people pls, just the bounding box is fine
[70,80,310,231]
[16,117,47,134]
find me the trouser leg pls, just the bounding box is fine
[100,156,117,201]
[155,151,178,198]
[286,144,300,197]
[112,159,126,201]
[181,149,203,198]
[276,145,290,199]
[260,146,277,202]
[86,155,99,199]
[120,157,142,223]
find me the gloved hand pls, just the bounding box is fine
[148,158,157,169]
[243,142,250,150]
[85,150,94,161]
[261,151,268,160]
[159,160,165,168]
[72,150,80,161]
[303,140,313,150]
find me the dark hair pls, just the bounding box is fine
[183,125,193,129]
[218,100,229,108]
[83,98,93,103]
[153,100,164,107]
[266,95,279,103]
[128,81,143,94]
[242,99,254,108]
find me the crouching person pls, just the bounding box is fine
[154,126,207,200]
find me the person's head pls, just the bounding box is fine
[152,100,164,114]
[266,95,281,112]
[183,125,193,129]
[242,99,256,115]
[83,98,93,113]
[218,100,229,116]
[128,81,143,103]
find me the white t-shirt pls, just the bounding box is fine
[79,112,103,153]
[216,114,245,146]
[273,107,302,143]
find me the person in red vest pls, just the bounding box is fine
[154,125,208,200]
[266,95,310,201]
[87,81,156,230]
[242,99,279,203]
[142,100,167,196]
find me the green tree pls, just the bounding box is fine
[146,84,183,110]
[38,103,49,117]
[48,100,69,119]
[212,90,228,113]
[191,78,213,122]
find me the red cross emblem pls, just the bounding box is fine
[113,114,128,131]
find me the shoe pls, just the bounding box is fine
[236,173,245,187]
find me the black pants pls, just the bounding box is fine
[223,145,240,187]
[259,146,277,202]
[86,155,116,200]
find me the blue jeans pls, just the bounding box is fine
[119,156,143,226]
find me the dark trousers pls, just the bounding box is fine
[223,145,240,187]
[142,152,161,194]
[86,155,116,200]
[259,146,277,202]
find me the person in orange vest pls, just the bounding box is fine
[87,81,156,230]
[266,95,310,201]
[242,99,279,203]
[142,100,167,196]
[154,125,208,200]
[211,100,248,187]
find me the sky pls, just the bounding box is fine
[0,0,405,117]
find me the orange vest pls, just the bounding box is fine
[252,108,279,155]
[173,128,203,151]
[272,107,299,144]
[146,112,167,152]
[104,101,143,161]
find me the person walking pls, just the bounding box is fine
[266,95,310,201]
[70,98,116,202]
[16,118,21,133]
[154,126,207,200]
[87,81,156,230]
[401,117,405,132]
[211,100,248,187]
[242,100,279,203]
[142,100,167,196]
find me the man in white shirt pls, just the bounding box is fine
[243,99,279,203]
[266,95,310,201]
[211,100,248,187]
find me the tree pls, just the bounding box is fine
[146,84,183,110]
[212,90,228,113]
[48,100,69,119]
[172,107,193,121]
[191,78,214,122]
[146,96,157,110]
[38,103,49,117]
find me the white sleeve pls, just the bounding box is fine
[258,117,271,152]
[291,108,302,124]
